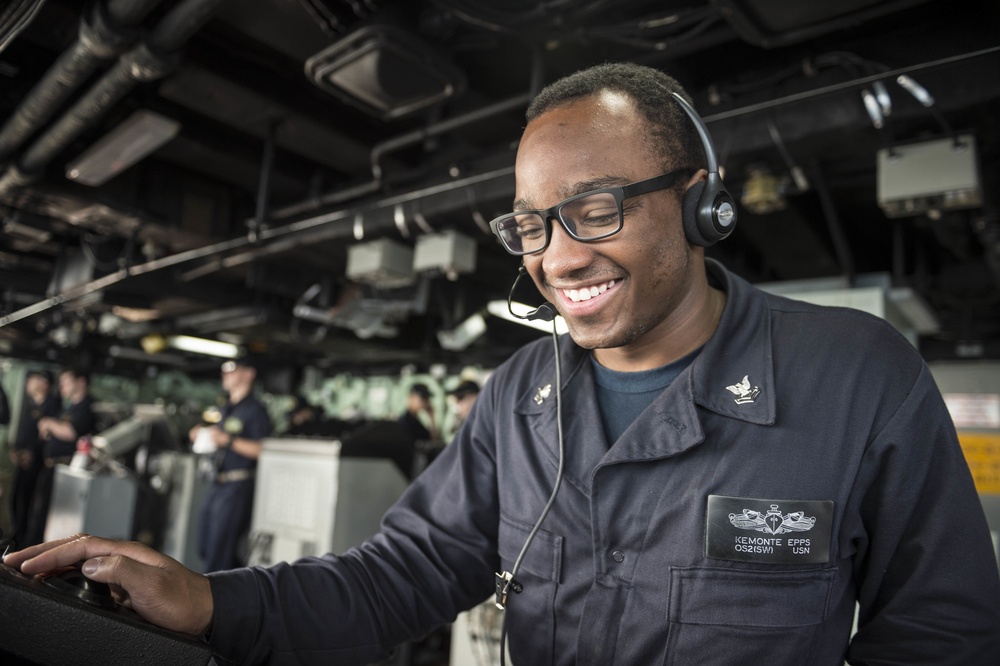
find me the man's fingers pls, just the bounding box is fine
[5,535,213,636]
[5,534,166,573]
[3,533,91,570]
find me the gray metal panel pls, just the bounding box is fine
[45,465,137,542]
[157,451,211,573]
[331,457,409,555]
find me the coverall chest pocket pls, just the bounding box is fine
[498,514,563,666]
[664,566,836,666]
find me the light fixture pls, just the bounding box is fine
[165,335,239,358]
[487,300,569,335]
[65,109,180,186]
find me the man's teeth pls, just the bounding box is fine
[564,280,616,303]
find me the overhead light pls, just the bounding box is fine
[487,300,569,335]
[66,109,180,186]
[165,335,239,358]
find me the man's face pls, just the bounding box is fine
[453,394,477,421]
[517,91,703,355]
[221,364,252,392]
[407,392,428,412]
[58,372,79,400]
[26,375,48,398]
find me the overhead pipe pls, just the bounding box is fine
[808,158,856,287]
[701,45,1000,125]
[0,164,515,328]
[0,0,164,162]
[0,0,231,197]
[270,92,532,221]
[249,120,279,243]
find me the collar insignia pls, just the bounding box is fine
[533,384,552,405]
[725,374,760,404]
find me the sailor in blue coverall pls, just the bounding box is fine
[194,357,272,572]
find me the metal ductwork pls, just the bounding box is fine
[0,0,164,162]
[0,0,230,198]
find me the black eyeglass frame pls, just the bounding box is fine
[489,168,692,256]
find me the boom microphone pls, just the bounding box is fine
[508,264,557,323]
[523,302,557,322]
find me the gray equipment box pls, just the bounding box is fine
[246,437,410,565]
[45,465,138,542]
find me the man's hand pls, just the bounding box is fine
[37,417,55,438]
[210,427,231,447]
[3,534,214,637]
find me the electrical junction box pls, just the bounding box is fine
[346,237,415,288]
[877,134,982,218]
[413,230,477,278]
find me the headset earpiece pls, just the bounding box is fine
[681,180,708,247]
[681,174,737,247]
[670,92,737,246]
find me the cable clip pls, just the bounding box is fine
[494,571,522,610]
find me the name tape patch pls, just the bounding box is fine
[706,495,833,564]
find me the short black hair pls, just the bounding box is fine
[448,380,480,399]
[60,367,89,384]
[233,354,261,370]
[409,383,431,400]
[27,369,53,384]
[526,62,704,174]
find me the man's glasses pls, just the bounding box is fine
[489,168,691,256]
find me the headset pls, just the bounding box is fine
[670,92,737,247]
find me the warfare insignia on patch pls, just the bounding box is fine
[706,495,833,564]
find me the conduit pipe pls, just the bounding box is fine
[270,91,532,220]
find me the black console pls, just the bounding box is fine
[0,563,212,666]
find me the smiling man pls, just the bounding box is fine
[6,63,999,666]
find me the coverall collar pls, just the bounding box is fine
[513,260,777,494]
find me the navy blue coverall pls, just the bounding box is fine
[198,394,272,572]
[207,260,1000,665]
